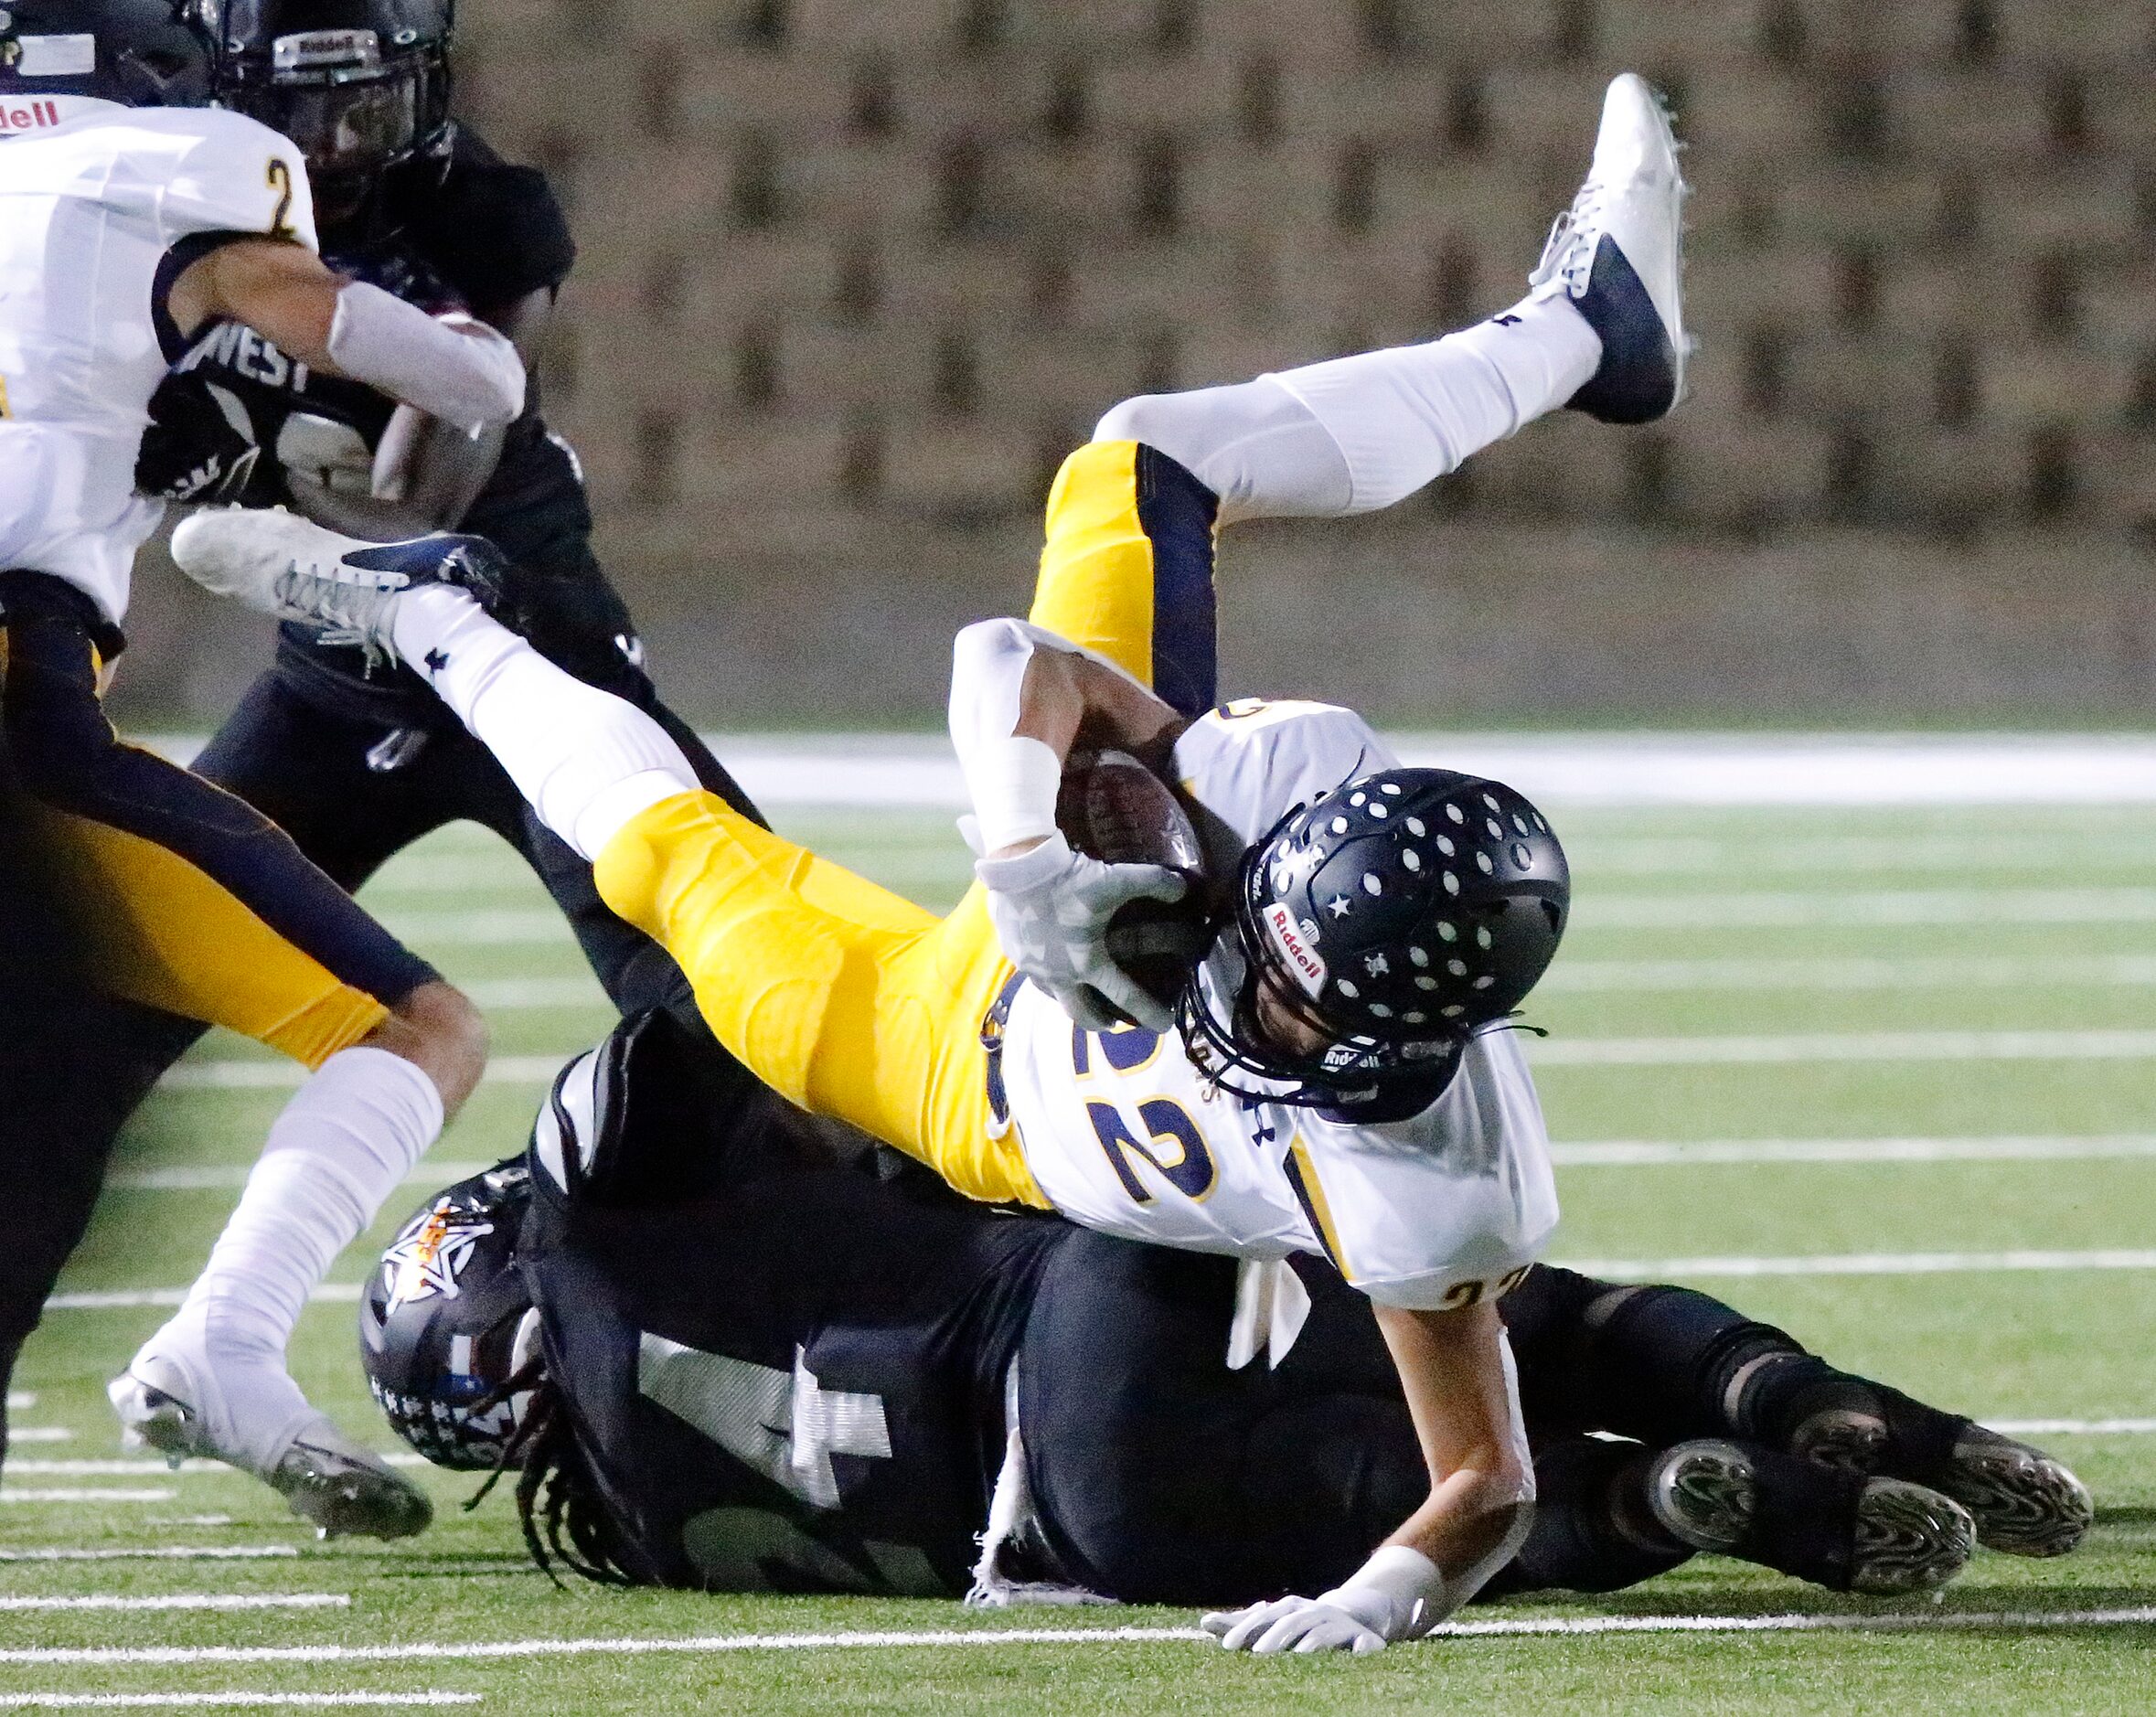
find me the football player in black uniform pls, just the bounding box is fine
[362,1009,2092,1613]
[43,1,755,1497]
[133,0,752,995]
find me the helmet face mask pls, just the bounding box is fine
[1177,767,1569,1111]
[360,1159,538,1471]
[201,1,454,228]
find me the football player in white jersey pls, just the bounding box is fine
[0,0,526,1535]
[174,74,1687,1646]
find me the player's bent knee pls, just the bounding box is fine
[1091,392,1190,453]
[368,979,489,1114]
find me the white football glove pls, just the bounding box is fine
[1201,1546,1442,1656]
[976,831,1187,1032]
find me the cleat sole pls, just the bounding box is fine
[1648,1439,1757,1553]
[1849,1478,1975,1595]
[1937,1435,2094,1558]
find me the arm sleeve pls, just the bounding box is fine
[946,618,1150,763]
[949,619,1079,854]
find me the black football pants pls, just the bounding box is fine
[0,668,756,1458]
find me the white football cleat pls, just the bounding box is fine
[1529,71,1690,422]
[109,1320,432,1541]
[171,507,507,662]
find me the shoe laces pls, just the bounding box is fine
[269,560,404,666]
[1530,180,1609,297]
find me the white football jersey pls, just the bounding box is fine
[1002,698,1561,1310]
[0,96,317,623]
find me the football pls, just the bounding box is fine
[1056,749,1213,1022]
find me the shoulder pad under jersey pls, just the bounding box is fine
[133,107,321,252]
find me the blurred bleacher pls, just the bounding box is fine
[115,0,2156,728]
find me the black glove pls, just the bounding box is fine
[135,371,261,503]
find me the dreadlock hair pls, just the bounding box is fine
[464,1354,631,1588]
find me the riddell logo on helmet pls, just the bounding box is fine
[1264,903,1328,997]
[0,101,65,132]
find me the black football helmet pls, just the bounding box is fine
[0,1,215,106]
[359,1157,538,1471]
[1179,767,1570,1111]
[199,0,454,227]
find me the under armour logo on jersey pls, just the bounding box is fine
[423,647,451,676]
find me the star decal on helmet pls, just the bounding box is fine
[380,1200,495,1316]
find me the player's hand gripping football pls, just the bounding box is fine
[976,832,1188,1031]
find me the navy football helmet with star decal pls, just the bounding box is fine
[1179,768,1570,1112]
[359,1158,539,1470]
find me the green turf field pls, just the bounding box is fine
[8,797,2156,1713]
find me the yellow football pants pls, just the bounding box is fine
[593,439,1222,1205]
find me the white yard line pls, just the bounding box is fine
[0,1488,174,1504]
[0,1698,477,1711]
[379,912,572,947]
[140,731,2156,807]
[6,1427,73,1443]
[160,1027,2156,1095]
[1990,1418,2156,1435]
[1532,1029,2156,1066]
[1544,954,2156,992]
[12,1605,2156,1667]
[111,1163,492,1193]
[0,1595,347,1614]
[455,979,606,1009]
[7,1456,421,1477]
[1549,1134,2156,1166]
[162,1060,560,1093]
[44,1285,362,1311]
[1564,834,2156,874]
[8,1462,232,1477]
[1554,1249,2156,1278]
[0,1546,295,1563]
[1579,888,2156,928]
[5,1394,33,1411]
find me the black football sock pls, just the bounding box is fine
[1724,1443,1873,1593]
[1745,1367,1974,1486]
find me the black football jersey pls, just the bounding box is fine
[141,126,618,722]
[515,1023,1055,1594]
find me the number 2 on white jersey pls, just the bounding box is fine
[1071,1028,1217,1204]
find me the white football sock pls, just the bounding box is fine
[152,1047,443,1470]
[1095,294,1602,521]
[389,586,699,860]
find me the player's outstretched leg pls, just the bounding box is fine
[172,509,699,866]
[1085,71,1685,530]
[1532,1268,2095,1561]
